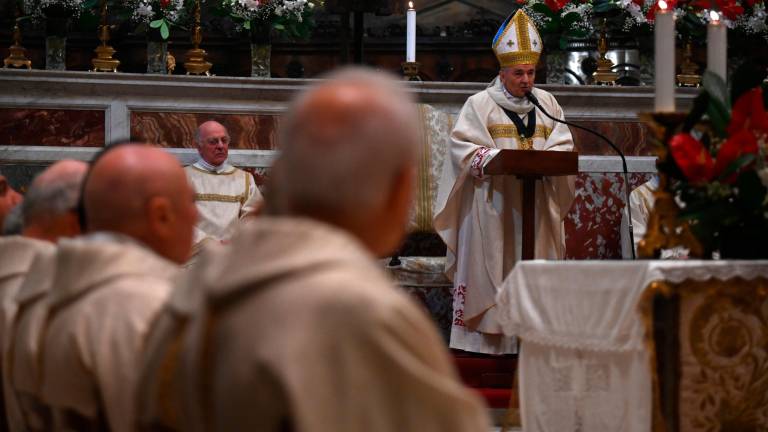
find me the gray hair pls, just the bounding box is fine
[2,205,23,235]
[268,67,421,218]
[22,169,84,226]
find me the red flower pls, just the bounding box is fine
[159,0,170,8]
[713,130,758,182]
[728,87,768,136]
[669,133,714,183]
[545,0,569,11]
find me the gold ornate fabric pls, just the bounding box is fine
[642,277,768,432]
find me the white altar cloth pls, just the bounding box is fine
[495,260,768,432]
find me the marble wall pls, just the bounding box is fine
[130,112,280,149]
[0,108,104,146]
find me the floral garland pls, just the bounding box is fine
[219,0,321,37]
[516,0,768,42]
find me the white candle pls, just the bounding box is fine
[406,2,416,62]
[707,11,727,81]
[654,0,675,112]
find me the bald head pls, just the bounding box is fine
[84,144,198,264]
[269,67,421,255]
[21,160,88,242]
[196,120,230,167]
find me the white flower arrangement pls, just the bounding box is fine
[219,0,321,36]
[125,0,186,38]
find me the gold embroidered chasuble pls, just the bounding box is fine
[185,162,263,246]
[434,79,576,354]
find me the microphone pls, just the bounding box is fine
[524,91,636,260]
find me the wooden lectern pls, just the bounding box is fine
[484,149,579,260]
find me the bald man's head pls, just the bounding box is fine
[84,144,198,264]
[269,67,421,256]
[21,160,88,242]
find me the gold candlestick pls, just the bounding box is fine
[91,0,120,72]
[636,112,704,259]
[183,0,212,76]
[3,6,32,69]
[401,61,421,81]
[676,40,701,87]
[592,18,618,85]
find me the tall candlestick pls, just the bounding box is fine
[707,11,727,81]
[406,2,416,62]
[654,0,675,112]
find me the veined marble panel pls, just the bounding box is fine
[131,112,280,149]
[0,108,104,147]
[571,120,654,156]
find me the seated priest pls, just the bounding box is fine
[185,120,263,249]
[434,9,576,354]
[621,175,658,258]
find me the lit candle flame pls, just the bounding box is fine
[658,0,668,10]
[409,1,414,8]
[709,10,720,23]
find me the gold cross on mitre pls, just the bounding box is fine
[492,10,543,68]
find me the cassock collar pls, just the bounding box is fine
[486,76,535,115]
[194,159,234,174]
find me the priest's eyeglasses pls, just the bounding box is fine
[205,136,230,145]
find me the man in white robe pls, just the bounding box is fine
[621,176,658,258]
[0,160,87,432]
[38,144,197,432]
[434,10,576,354]
[136,68,490,432]
[185,121,263,249]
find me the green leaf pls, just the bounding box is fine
[160,21,169,39]
[149,19,163,28]
[717,153,755,181]
[532,3,556,18]
[243,20,251,30]
[703,70,730,108]
[273,23,285,30]
[736,170,767,210]
[706,97,730,138]
[561,12,580,28]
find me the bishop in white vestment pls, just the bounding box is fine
[434,10,576,354]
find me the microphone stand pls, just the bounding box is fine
[525,91,636,259]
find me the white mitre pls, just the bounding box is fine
[492,9,543,67]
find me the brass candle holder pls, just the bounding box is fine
[3,7,32,70]
[592,18,618,85]
[636,112,704,259]
[183,0,212,76]
[401,61,421,81]
[91,0,120,72]
[676,40,701,87]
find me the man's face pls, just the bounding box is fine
[499,64,536,98]
[0,175,23,230]
[197,122,230,166]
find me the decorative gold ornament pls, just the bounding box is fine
[676,40,701,87]
[3,9,32,70]
[167,51,176,74]
[592,18,618,85]
[637,112,704,259]
[91,0,120,72]
[401,61,421,81]
[183,0,212,76]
